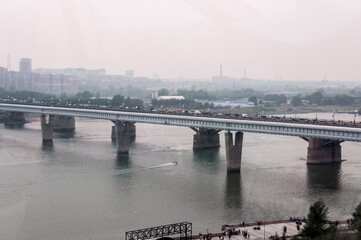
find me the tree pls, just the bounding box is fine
[301,200,330,239]
[59,92,68,101]
[306,91,323,105]
[111,94,124,107]
[158,88,169,96]
[334,95,354,106]
[264,94,287,106]
[352,202,361,237]
[95,92,100,99]
[248,96,258,106]
[291,95,302,106]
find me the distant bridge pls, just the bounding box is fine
[1,103,360,171]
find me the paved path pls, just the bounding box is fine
[188,220,349,240]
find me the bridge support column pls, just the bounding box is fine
[4,112,26,126]
[111,126,116,142]
[225,131,243,172]
[41,115,54,142]
[307,138,342,164]
[192,128,220,149]
[52,115,75,132]
[128,122,136,141]
[112,122,135,142]
[114,121,132,154]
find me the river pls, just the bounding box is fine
[0,112,361,239]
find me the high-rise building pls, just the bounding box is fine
[125,70,134,79]
[19,58,32,73]
[0,57,78,94]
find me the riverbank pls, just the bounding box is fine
[173,219,348,240]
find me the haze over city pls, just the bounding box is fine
[1,0,361,81]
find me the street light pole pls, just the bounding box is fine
[264,224,265,240]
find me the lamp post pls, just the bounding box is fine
[284,106,286,118]
[264,224,266,240]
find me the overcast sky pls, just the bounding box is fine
[1,0,361,81]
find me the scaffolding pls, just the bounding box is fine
[125,222,192,240]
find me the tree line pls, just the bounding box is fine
[277,199,361,240]
[290,92,356,107]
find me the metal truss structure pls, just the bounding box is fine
[125,222,192,240]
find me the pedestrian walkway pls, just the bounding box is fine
[190,219,349,240]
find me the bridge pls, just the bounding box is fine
[1,103,361,172]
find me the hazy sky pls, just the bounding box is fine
[1,0,361,81]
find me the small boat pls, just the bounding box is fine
[172,161,178,165]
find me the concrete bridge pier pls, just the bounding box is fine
[225,131,243,172]
[41,114,55,142]
[128,122,136,141]
[306,138,342,164]
[112,122,135,142]
[4,112,26,126]
[192,128,220,149]
[52,115,75,132]
[114,121,132,154]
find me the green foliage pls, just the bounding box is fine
[248,96,257,106]
[158,88,169,96]
[352,202,361,237]
[124,97,143,108]
[334,95,354,106]
[301,200,330,239]
[111,94,124,107]
[177,89,215,100]
[291,95,302,106]
[75,91,94,100]
[264,94,287,106]
[304,92,323,105]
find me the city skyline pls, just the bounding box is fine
[1,0,361,81]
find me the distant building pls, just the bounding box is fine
[151,91,159,99]
[125,70,134,79]
[19,58,32,73]
[157,96,185,101]
[0,59,79,94]
[33,68,105,80]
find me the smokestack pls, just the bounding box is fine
[243,68,246,80]
[220,64,223,77]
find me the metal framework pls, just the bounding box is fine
[125,222,192,240]
[2,103,361,142]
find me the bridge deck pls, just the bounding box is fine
[1,103,361,142]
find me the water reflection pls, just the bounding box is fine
[193,148,220,171]
[115,154,131,170]
[54,131,75,139]
[4,124,25,129]
[225,172,243,209]
[307,164,342,191]
[41,141,54,152]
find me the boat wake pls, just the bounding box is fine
[147,161,178,169]
[115,162,178,175]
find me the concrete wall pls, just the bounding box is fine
[193,128,220,149]
[307,138,342,164]
[52,115,75,132]
[225,131,243,172]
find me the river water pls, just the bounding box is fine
[1,112,361,239]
